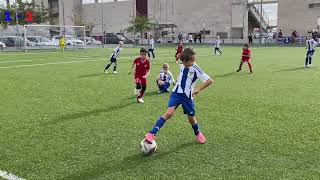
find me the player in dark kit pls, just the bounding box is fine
[237,44,253,74]
[175,42,184,63]
[128,48,151,103]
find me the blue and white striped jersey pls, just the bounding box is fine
[172,64,210,99]
[149,38,155,49]
[111,46,122,59]
[159,70,174,84]
[306,39,318,51]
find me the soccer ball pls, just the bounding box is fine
[140,138,157,155]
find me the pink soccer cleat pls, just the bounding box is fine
[145,132,155,143]
[196,132,206,144]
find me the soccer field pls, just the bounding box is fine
[1,46,320,179]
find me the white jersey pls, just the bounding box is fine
[111,46,122,59]
[189,35,193,41]
[172,64,210,99]
[215,39,220,48]
[149,38,155,49]
[306,39,318,51]
[159,70,174,84]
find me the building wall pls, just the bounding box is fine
[278,0,320,35]
[80,1,134,35]
[148,0,233,37]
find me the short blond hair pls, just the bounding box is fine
[162,63,169,69]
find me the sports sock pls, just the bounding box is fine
[105,63,111,70]
[150,117,166,135]
[309,57,312,65]
[192,123,200,135]
[248,63,253,73]
[305,57,309,66]
[113,65,117,72]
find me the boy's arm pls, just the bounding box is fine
[192,78,213,97]
[142,62,151,78]
[128,62,135,75]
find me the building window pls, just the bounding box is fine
[309,3,320,9]
[98,0,114,2]
[82,0,95,4]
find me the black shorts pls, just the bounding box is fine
[110,57,117,63]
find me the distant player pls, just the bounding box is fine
[148,35,155,60]
[129,48,151,103]
[144,47,214,144]
[156,63,175,93]
[214,36,222,55]
[237,44,253,74]
[188,34,193,44]
[305,34,318,68]
[59,35,65,52]
[175,41,184,63]
[104,41,124,74]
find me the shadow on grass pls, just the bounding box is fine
[121,91,161,100]
[215,72,249,77]
[59,141,198,180]
[49,102,136,125]
[274,67,306,72]
[77,73,105,78]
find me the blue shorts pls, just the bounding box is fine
[307,50,315,57]
[110,57,117,63]
[168,93,195,116]
[158,82,170,92]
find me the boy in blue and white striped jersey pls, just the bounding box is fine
[104,41,124,74]
[156,63,175,93]
[145,47,214,144]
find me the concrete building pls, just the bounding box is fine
[278,0,320,35]
[30,0,273,38]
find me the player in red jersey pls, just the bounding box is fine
[175,42,184,63]
[237,43,253,74]
[128,48,151,103]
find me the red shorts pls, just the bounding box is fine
[135,76,147,85]
[241,58,251,63]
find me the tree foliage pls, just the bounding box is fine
[127,15,158,41]
[0,0,49,25]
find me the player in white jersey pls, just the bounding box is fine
[145,47,214,145]
[148,35,155,60]
[156,63,175,93]
[305,34,318,68]
[214,36,222,55]
[104,41,124,74]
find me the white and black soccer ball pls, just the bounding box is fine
[140,138,157,155]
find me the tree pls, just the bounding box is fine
[127,15,157,44]
[0,0,49,26]
[72,13,95,43]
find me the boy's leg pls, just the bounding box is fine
[305,52,310,67]
[214,48,217,55]
[137,78,147,99]
[151,49,155,58]
[113,61,118,72]
[188,116,206,144]
[148,50,151,58]
[248,62,253,73]
[237,61,244,72]
[218,48,222,55]
[146,107,176,142]
[104,61,113,70]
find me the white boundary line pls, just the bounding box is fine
[0,59,99,69]
[0,169,25,180]
[0,57,97,64]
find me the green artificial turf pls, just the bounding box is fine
[0,46,319,180]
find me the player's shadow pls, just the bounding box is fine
[58,141,198,180]
[215,72,248,77]
[121,91,160,100]
[274,67,306,72]
[48,102,136,125]
[77,73,105,78]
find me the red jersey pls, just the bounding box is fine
[134,57,150,76]
[176,44,184,54]
[242,48,251,61]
